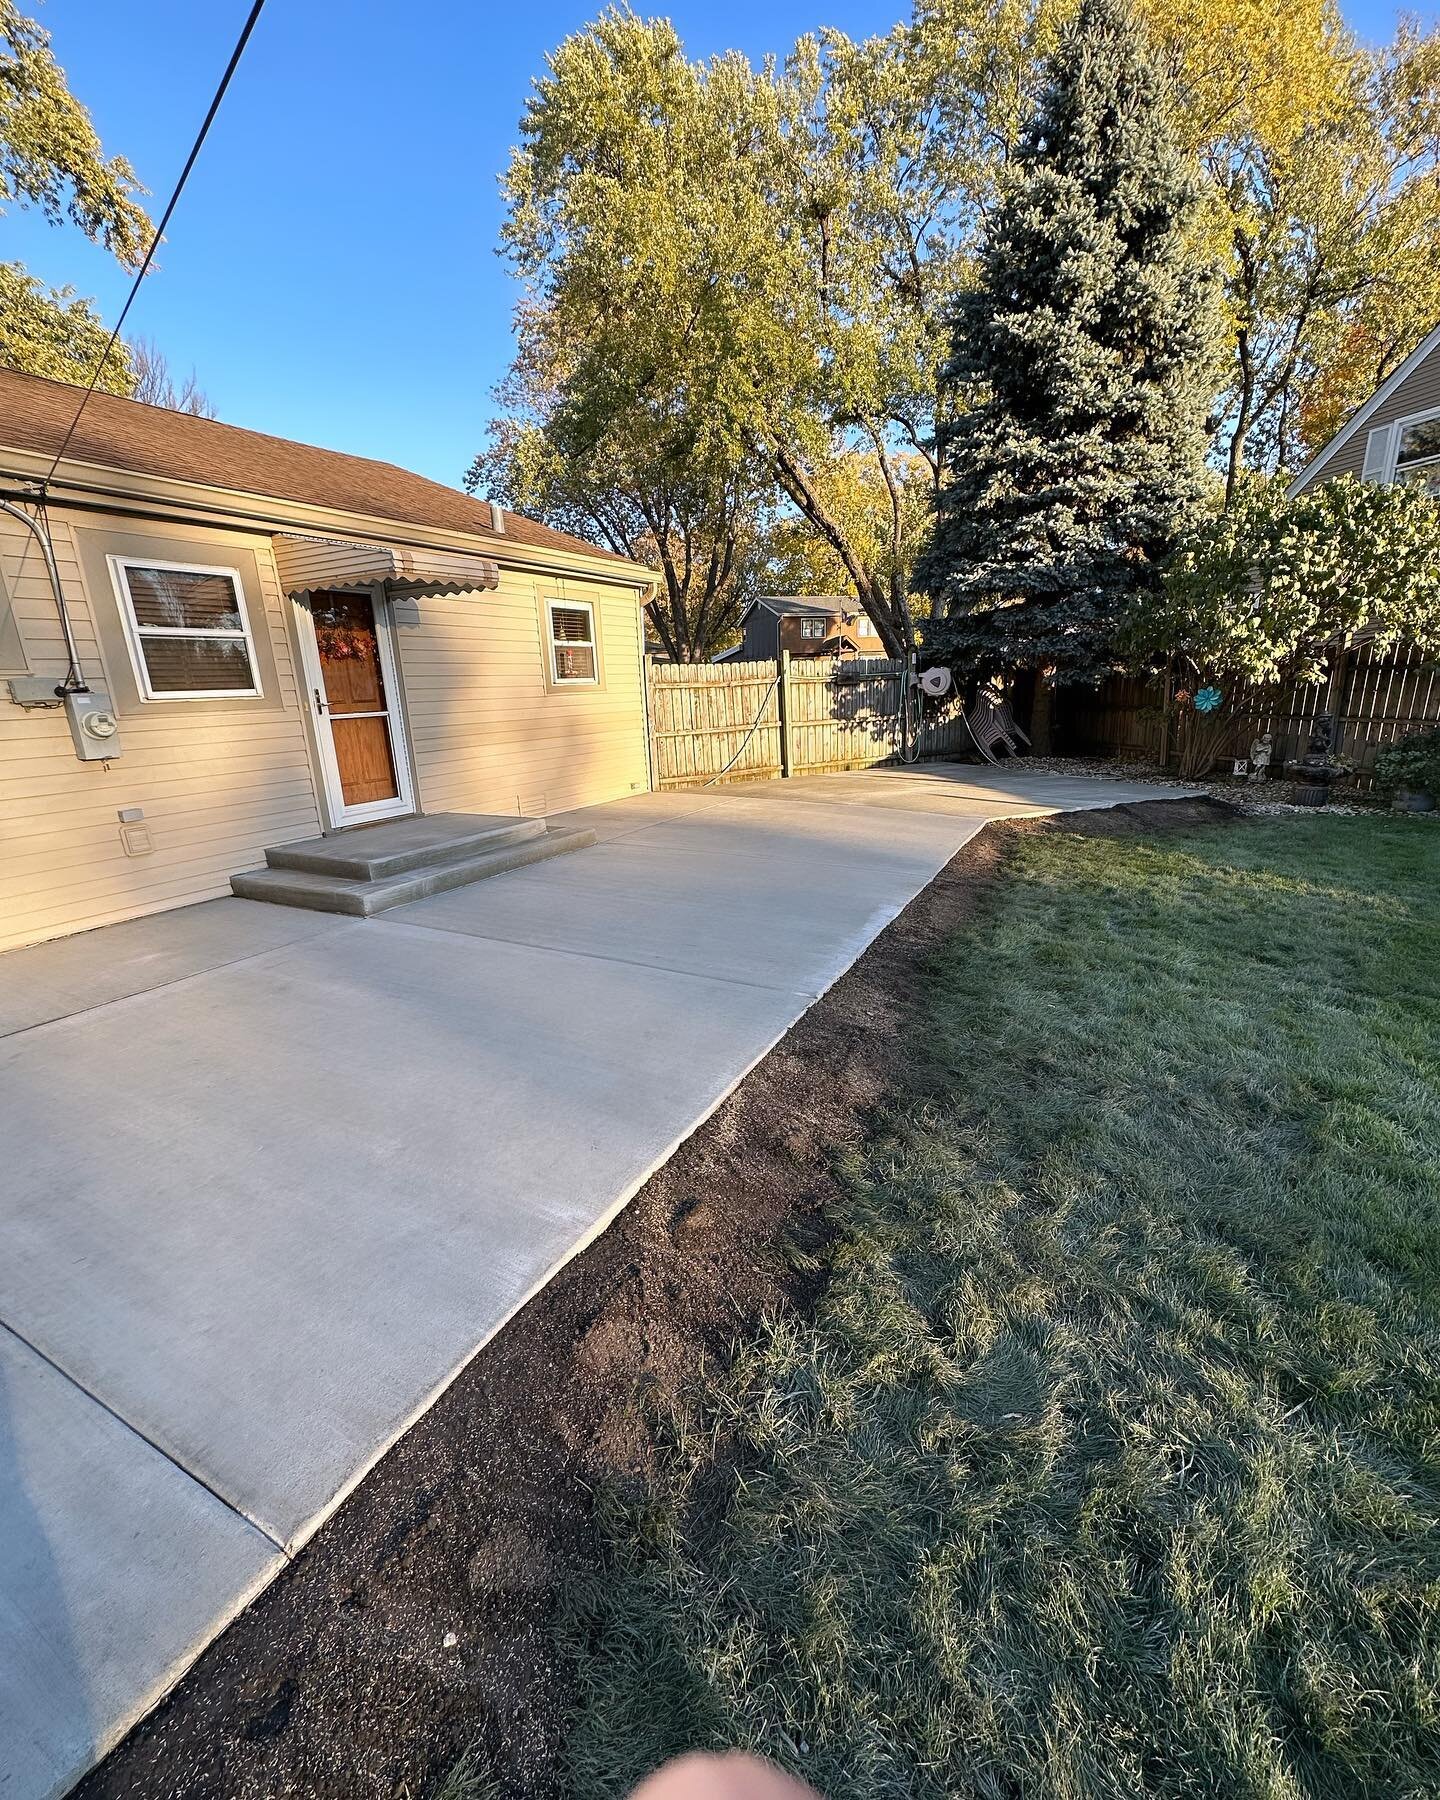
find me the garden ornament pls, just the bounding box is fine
[1284,714,1348,807]
[1248,733,1273,782]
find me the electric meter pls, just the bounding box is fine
[64,688,123,761]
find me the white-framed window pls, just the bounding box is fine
[1392,413,1440,494]
[547,599,598,684]
[110,556,262,699]
[799,616,826,640]
[853,612,873,638]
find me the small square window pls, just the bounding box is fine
[548,601,597,683]
[799,616,826,640]
[112,558,261,699]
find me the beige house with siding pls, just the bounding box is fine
[1290,320,1440,495]
[0,367,655,952]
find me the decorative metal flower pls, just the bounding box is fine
[1195,686,1223,713]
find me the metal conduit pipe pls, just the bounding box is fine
[0,497,85,691]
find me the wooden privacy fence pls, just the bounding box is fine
[646,654,968,788]
[1059,641,1440,788]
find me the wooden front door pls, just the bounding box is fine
[302,588,415,825]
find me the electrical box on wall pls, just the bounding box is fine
[7,676,64,709]
[63,688,122,761]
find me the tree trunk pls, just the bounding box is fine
[766,436,911,657]
[1029,667,1056,754]
[1224,255,1258,505]
[1224,412,1250,507]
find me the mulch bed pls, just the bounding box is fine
[77,796,1233,1800]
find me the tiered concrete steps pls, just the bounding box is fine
[231,813,595,916]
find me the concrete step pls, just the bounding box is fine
[264,813,546,881]
[232,826,597,916]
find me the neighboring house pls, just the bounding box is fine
[714,596,887,663]
[1289,321,1440,496]
[0,368,654,953]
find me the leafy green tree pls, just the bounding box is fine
[468,399,768,664]
[489,0,1440,648]
[489,8,1030,656]
[0,0,150,388]
[0,262,132,391]
[750,452,934,614]
[1201,21,1440,491]
[941,0,1440,490]
[916,0,1218,742]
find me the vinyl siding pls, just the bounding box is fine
[1311,337,1440,482]
[0,508,321,952]
[2,506,652,953]
[392,572,649,819]
[741,611,780,661]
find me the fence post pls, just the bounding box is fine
[1158,657,1174,770]
[778,651,793,778]
[641,652,657,794]
[1325,639,1353,752]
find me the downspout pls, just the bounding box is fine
[0,497,86,691]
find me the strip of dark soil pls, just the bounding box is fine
[76,797,1233,1800]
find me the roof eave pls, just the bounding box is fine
[0,444,656,589]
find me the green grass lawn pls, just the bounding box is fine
[558,814,1440,1800]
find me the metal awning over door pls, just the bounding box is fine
[272,533,500,601]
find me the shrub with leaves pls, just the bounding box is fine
[1375,728,1440,798]
[1130,474,1440,773]
[1139,474,1440,686]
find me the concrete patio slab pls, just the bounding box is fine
[0,898,342,1038]
[715,764,1174,815]
[0,765,1200,1798]
[0,920,804,1548]
[0,1328,278,1800]
[394,801,983,990]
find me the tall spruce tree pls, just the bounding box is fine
[915,0,1218,744]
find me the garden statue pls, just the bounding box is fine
[1248,733,1273,782]
[1309,715,1338,757]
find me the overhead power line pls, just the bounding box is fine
[42,0,268,487]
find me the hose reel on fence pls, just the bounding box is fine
[901,663,953,763]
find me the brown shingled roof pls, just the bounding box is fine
[0,365,636,567]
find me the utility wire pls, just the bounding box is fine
[42,0,268,488]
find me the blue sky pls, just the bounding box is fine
[4,0,1423,489]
